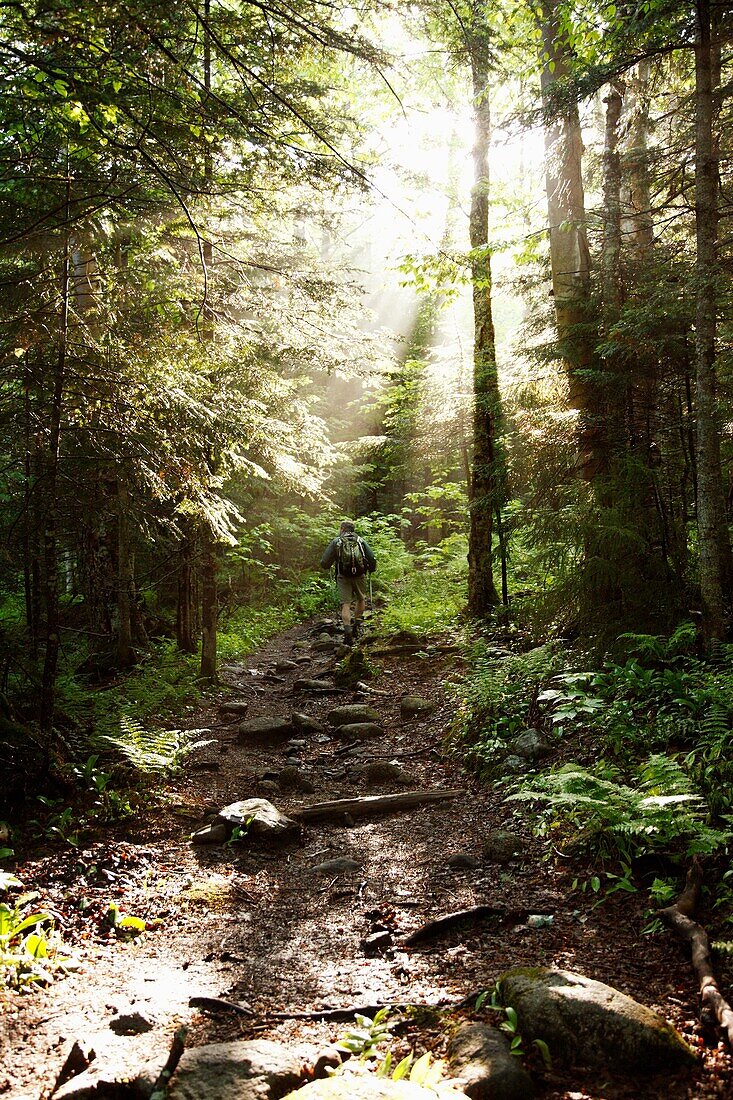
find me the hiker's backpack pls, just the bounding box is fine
[335,533,367,576]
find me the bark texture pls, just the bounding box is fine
[467,15,502,615]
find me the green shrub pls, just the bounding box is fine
[508,754,731,864]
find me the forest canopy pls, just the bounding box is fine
[0,0,731,741]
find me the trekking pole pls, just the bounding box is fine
[369,572,374,614]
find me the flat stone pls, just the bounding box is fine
[293,680,334,694]
[312,620,339,635]
[169,1038,316,1100]
[400,695,436,719]
[362,930,392,954]
[259,780,280,796]
[498,967,695,1071]
[327,705,381,727]
[448,1023,534,1099]
[286,1077,468,1098]
[191,822,229,846]
[313,857,361,875]
[219,701,250,716]
[291,713,327,735]
[237,717,293,744]
[502,755,526,774]
[275,659,299,673]
[293,641,311,652]
[313,638,337,652]
[219,799,300,840]
[333,723,383,741]
[482,831,526,864]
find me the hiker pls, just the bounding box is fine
[320,521,376,645]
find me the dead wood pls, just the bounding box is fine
[659,856,733,1045]
[188,996,252,1017]
[149,1026,188,1099]
[292,789,465,821]
[354,682,390,696]
[403,904,508,946]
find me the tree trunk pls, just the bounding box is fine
[198,0,219,680]
[199,532,218,681]
[177,533,196,653]
[466,15,502,616]
[39,196,70,733]
[539,1,601,479]
[116,478,134,668]
[694,0,729,643]
[601,84,624,322]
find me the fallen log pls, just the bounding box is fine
[659,856,733,1045]
[292,789,465,822]
[403,904,508,947]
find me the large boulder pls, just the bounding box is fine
[169,1039,334,1100]
[448,1024,534,1100]
[327,705,381,727]
[218,799,300,840]
[498,967,695,1072]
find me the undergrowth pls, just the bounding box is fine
[452,620,733,910]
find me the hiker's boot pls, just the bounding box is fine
[353,618,363,641]
[344,625,354,647]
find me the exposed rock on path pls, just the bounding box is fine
[3,614,726,1100]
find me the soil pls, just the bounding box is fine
[2,617,732,1100]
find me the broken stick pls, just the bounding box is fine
[292,789,465,822]
[149,1026,187,1100]
[659,856,733,1045]
[188,995,252,1017]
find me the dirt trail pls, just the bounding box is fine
[1,618,730,1099]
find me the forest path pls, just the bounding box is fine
[1,617,718,1099]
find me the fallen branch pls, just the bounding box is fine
[403,904,508,947]
[354,681,390,696]
[292,789,465,822]
[149,1026,187,1100]
[659,856,733,1045]
[188,996,253,1017]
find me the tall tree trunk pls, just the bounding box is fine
[539,1,601,478]
[117,477,134,667]
[601,84,624,322]
[40,188,70,733]
[694,0,729,643]
[621,60,654,260]
[177,533,196,653]
[23,358,41,657]
[199,0,219,681]
[466,14,502,615]
[199,532,218,680]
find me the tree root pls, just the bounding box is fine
[659,855,733,1045]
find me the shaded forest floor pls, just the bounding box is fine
[2,617,732,1099]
